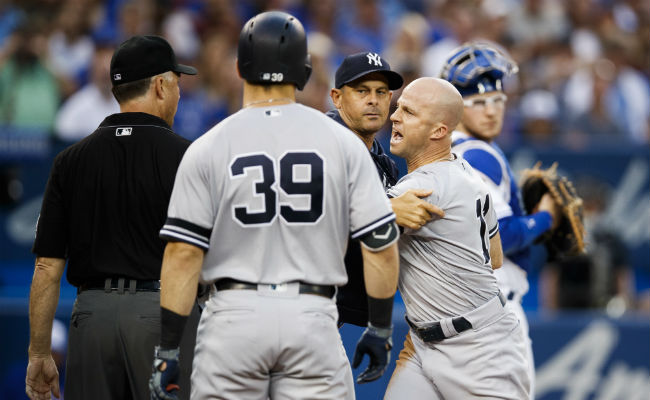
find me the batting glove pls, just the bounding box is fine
[352,323,393,384]
[149,346,181,400]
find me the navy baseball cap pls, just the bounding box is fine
[110,35,197,86]
[335,52,403,90]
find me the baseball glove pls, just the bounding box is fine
[520,162,586,257]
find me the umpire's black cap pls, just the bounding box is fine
[335,52,403,90]
[110,35,197,86]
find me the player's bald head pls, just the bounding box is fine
[404,77,464,134]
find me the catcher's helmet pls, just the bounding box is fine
[237,11,312,90]
[440,41,518,97]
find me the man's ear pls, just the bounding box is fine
[430,124,448,140]
[330,88,342,109]
[154,76,165,100]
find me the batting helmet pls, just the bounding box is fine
[237,11,312,90]
[440,41,518,97]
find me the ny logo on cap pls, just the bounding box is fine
[366,53,382,67]
[114,73,122,81]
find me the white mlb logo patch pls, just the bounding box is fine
[265,109,281,117]
[116,127,132,136]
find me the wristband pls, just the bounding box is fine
[367,295,394,329]
[160,307,188,350]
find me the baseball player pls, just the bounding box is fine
[327,52,443,328]
[441,41,561,398]
[148,11,400,400]
[384,77,530,399]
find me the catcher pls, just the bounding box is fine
[441,41,584,398]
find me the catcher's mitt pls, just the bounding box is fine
[520,162,586,257]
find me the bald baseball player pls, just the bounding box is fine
[384,77,529,399]
[149,11,399,400]
[328,52,443,328]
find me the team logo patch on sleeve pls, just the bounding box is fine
[115,127,132,136]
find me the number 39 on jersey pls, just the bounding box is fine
[229,151,325,227]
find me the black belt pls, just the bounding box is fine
[406,294,506,343]
[214,278,335,299]
[406,315,473,343]
[77,278,160,294]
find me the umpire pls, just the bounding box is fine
[26,36,199,400]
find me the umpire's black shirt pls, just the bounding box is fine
[326,109,399,326]
[32,112,190,287]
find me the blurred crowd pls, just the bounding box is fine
[0,0,648,147]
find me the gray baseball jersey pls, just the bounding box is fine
[387,156,499,323]
[385,156,530,400]
[160,103,395,285]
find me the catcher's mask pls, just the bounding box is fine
[440,41,518,97]
[237,11,312,90]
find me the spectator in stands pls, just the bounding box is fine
[47,0,96,97]
[296,32,334,112]
[193,0,241,44]
[0,21,60,131]
[384,12,429,79]
[0,1,25,62]
[336,0,395,55]
[564,58,627,147]
[55,45,119,142]
[519,89,560,145]
[506,0,569,50]
[420,2,476,78]
[303,0,338,37]
[173,33,231,140]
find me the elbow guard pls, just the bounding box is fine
[359,220,399,251]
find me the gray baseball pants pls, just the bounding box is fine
[191,285,354,400]
[385,297,530,400]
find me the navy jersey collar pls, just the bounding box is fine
[100,112,172,131]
